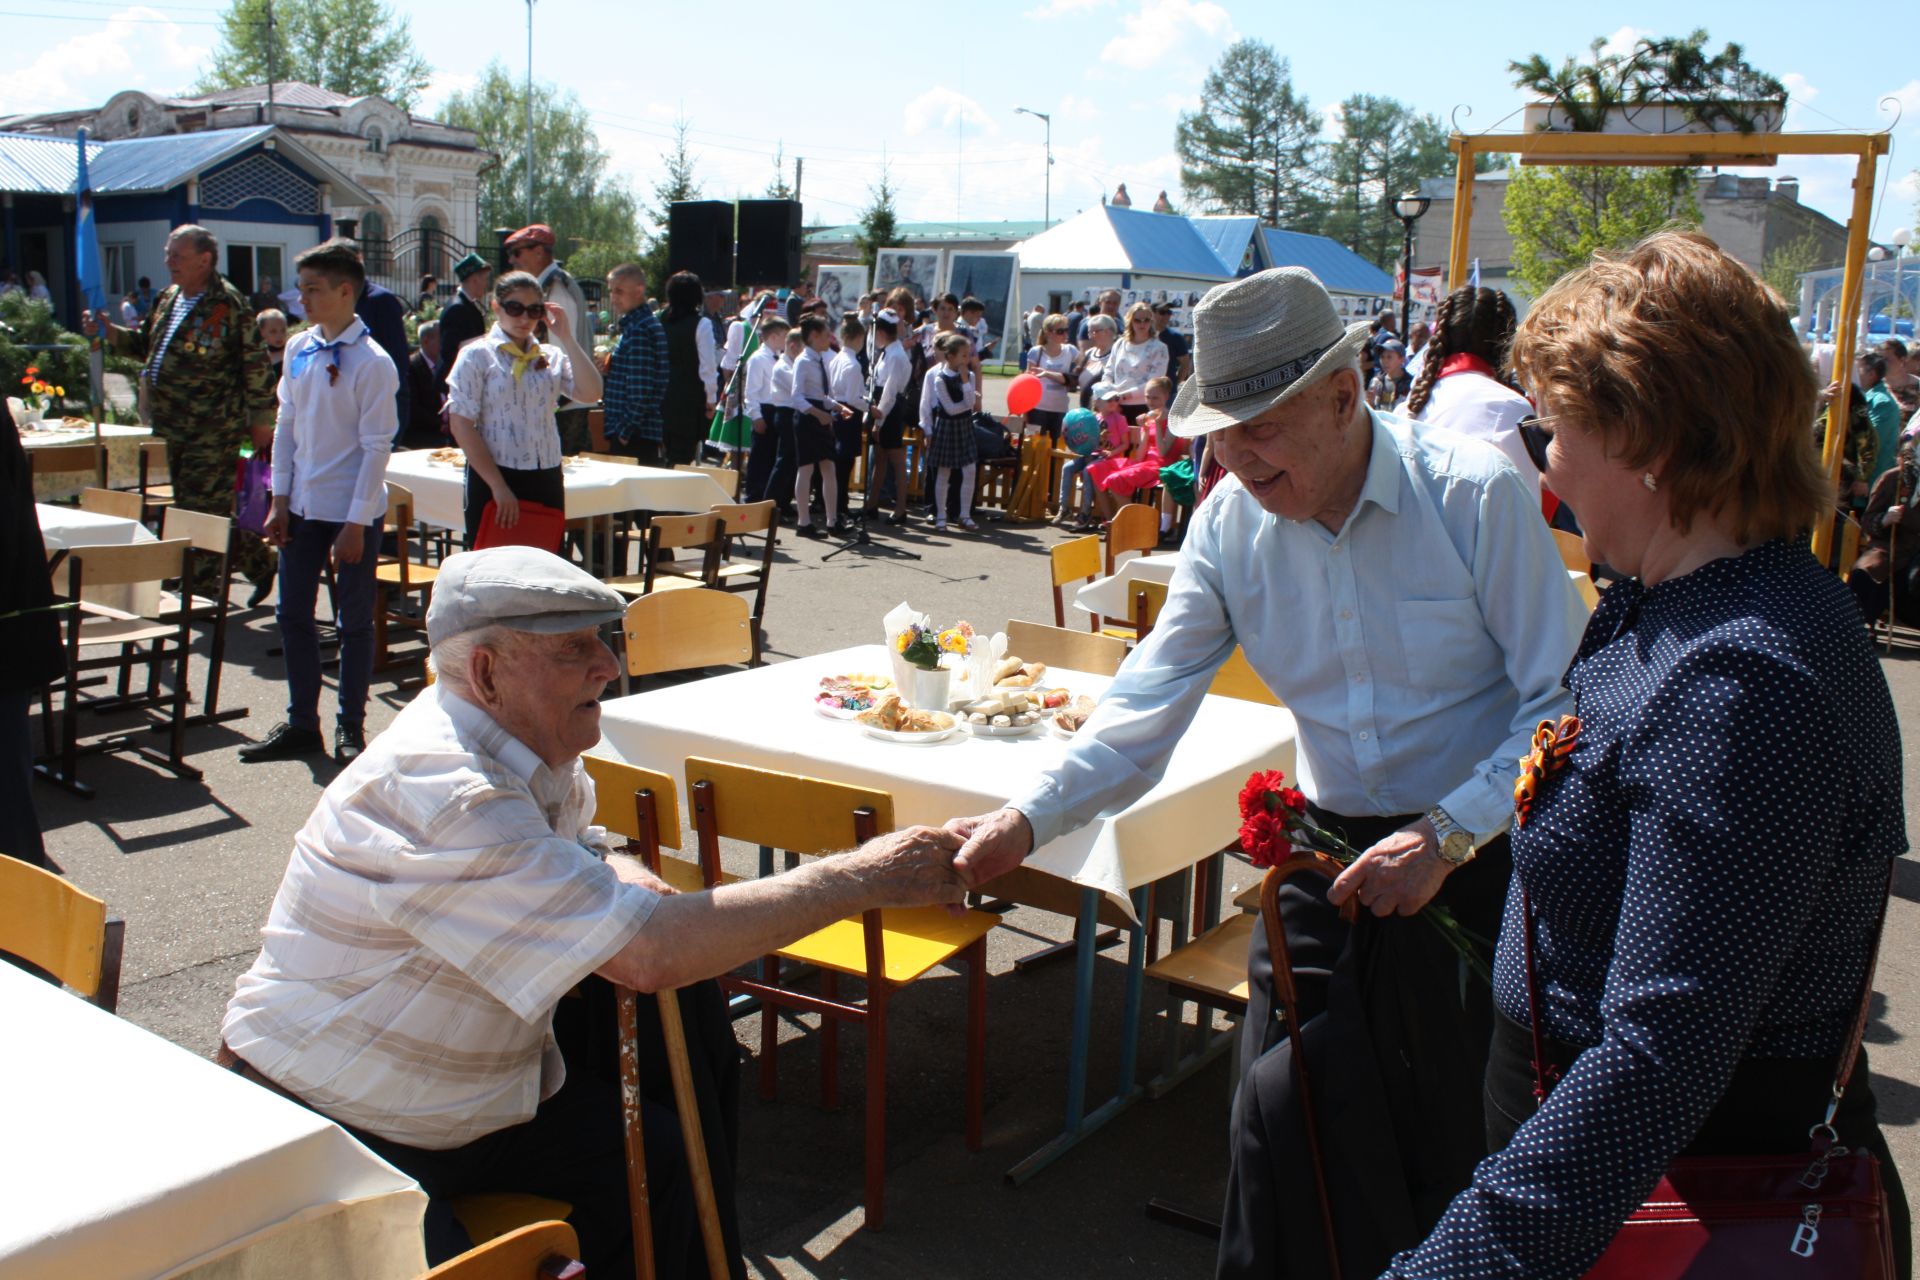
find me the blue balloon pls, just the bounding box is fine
[1061,408,1101,457]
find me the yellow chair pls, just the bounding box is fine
[1049,533,1102,631]
[1143,912,1254,1017]
[157,507,248,727]
[1105,502,1160,574]
[134,440,175,523]
[685,757,997,1231]
[79,485,145,522]
[446,1197,575,1255]
[617,587,753,696]
[602,513,726,599]
[1004,619,1128,677]
[0,854,124,1011]
[1117,578,1169,642]
[418,1220,582,1280]
[374,483,440,670]
[1209,646,1282,705]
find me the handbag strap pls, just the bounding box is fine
[1519,861,1896,1142]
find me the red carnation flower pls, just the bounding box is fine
[1238,810,1293,869]
[1238,769,1290,820]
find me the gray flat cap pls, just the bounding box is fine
[426,547,625,647]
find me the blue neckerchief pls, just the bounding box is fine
[287,323,363,379]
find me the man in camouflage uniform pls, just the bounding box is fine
[85,225,277,596]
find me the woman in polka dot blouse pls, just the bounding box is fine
[1390,231,1910,1278]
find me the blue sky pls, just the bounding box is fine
[2,0,1914,240]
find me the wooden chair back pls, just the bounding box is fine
[1004,619,1127,677]
[582,755,683,856]
[1131,579,1170,640]
[1551,528,1591,575]
[160,506,233,558]
[587,409,608,453]
[419,1220,583,1280]
[709,499,775,537]
[687,757,893,859]
[643,513,725,592]
[383,483,428,587]
[1209,645,1282,705]
[0,854,124,1011]
[79,486,145,522]
[1049,534,1102,630]
[138,440,171,489]
[65,538,188,587]
[30,443,107,489]
[706,500,779,661]
[621,589,753,678]
[1105,503,1160,573]
[679,463,741,498]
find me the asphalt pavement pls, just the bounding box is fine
[28,487,1920,1276]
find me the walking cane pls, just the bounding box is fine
[617,989,731,1280]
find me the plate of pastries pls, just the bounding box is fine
[815,673,894,720]
[427,447,466,468]
[856,694,958,744]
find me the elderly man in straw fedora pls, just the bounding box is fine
[944,268,1587,1276]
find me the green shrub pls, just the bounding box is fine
[0,293,90,415]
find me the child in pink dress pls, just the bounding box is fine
[1070,383,1133,530]
[1088,375,1169,522]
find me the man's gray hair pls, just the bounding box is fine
[418,319,440,340]
[1086,313,1119,334]
[428,624,519,690]
[168,224,219,256]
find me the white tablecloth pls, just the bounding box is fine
[593,644,1296,918]
[1076,551,1181,618]
[36,502,162,617]
[20,421,154,499]
[383,450,735,532]
[0,963,426,1280]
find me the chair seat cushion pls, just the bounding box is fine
[374,562,440,588]
[776,906,998,984]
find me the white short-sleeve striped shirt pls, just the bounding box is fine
[445,323,575,471]
[221,684,659,1150]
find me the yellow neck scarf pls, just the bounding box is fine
[498,338,543,382]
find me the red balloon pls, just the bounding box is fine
[1006,373,1044,416]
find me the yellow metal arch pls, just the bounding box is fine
[1446,129,1892,565]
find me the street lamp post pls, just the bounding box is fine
[1392,192,1431,342]
[525,0,536,224]
[1015,107,1053,227]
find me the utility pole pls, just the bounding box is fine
[794,156,803,204]
[524,0,535,223]
[264,0,276,115]
[1014,107,1052,226]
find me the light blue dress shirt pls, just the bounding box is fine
[1011,409,1586,848]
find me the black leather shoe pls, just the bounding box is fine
[238,722,324,763]
[796,524,825,539]
[334,723,367,763]
[246,570,275,609]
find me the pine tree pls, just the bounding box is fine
[1314,95,1456,268]
[638,120,703,289]
[1175,40,1322,227]
[854,166,902,269]
[765,143,796,200]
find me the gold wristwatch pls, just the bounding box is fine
[1426,806,1476,867]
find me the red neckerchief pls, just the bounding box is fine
[1439,352,1497,380]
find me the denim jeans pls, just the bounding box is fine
[277,512,382,732]
[1060,455,1095,516]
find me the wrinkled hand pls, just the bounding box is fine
[1326,819,1452,918]
[1889,503,1907,527]
[1818,380,1841,410]
[80,309,102,339]
[492,486,521,528]
[607,853,677,896]
[331,522,366,567]
[856,824,967,908]
[948,808,1034,889]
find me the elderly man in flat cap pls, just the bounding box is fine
[506,223,595,453]
[944,268,1586,1277]
[222,547,966,1279]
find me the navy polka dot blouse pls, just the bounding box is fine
[1388,538,1906,1278]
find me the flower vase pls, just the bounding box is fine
[903,664,952,712]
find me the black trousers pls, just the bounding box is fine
[832,414,866,516]
[1486,1007,1912,1279]
[336,978,745,1280]
[1221,807,1511,1280]
[744,405,795,507]
[0,687,47,869]
[463,464,566,546]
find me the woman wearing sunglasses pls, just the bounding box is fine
[1390,230,1909,1278]
[445,270,604,543]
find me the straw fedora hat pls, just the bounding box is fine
[1167,268,1371,438]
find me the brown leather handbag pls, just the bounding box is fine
[1520,872,1898,1278]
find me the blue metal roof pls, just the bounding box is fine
[1105,205,1232,278]
[87,125,275,193]
[1189,216,1261,275]
[1259,227,1395,295]
[0,132,96,194]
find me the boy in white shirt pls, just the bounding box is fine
[830,316,870,526]
[787,315,840,537]
[742,315,790,505]
[245,238,398,764]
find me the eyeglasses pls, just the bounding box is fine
[497,298,543,318]
[1517,416,1553,474]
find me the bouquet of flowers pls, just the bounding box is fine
[18,365,64,415]
[1238,769,1490,984]
[893,618,943,671]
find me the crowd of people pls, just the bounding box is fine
[6,209,1916,1280]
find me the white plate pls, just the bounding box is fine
[813,701,868,722]
[860,721,958,745]
[963,717,1043,739]
[1049,721,1084,741]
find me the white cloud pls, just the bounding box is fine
[1058,93,1101,123]
[1597,25,1649,60]
[903,87,997,137]
[0,8,206,116]
[1099,0,1233,72]
[1161,92,1201,114]
[1023,0,1106,18]
[421,69,477,115]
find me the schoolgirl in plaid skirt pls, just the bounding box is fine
[922,332,980,530]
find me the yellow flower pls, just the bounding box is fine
[894,631,911,653]
[938,628,968,653]
[31,381,47,395]
[52,386,64,397]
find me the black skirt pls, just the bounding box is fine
[793,412,836,466]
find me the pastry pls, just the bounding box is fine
[1052,695,1097,734]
